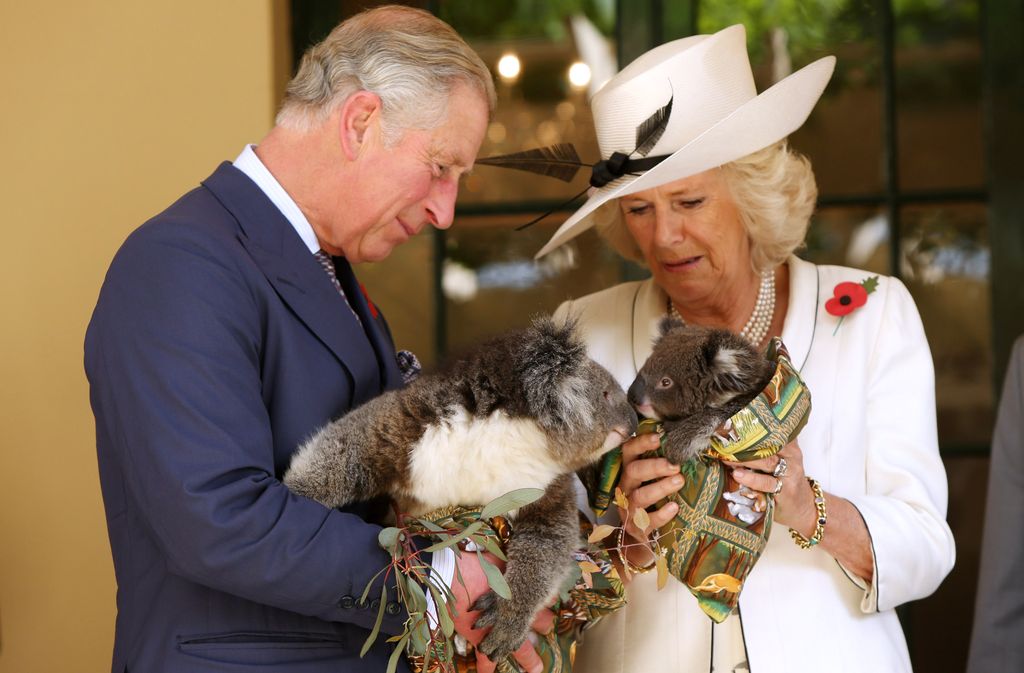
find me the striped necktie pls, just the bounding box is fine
[313,250,362,326]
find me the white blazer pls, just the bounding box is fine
[557,256,955,673]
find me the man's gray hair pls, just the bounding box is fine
[276,5,496,144]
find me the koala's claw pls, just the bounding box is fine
[471,591,529,661]
[470,590,500,629]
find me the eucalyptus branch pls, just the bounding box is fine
[362,488,546,673]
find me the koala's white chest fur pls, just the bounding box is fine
[404,406,562,514]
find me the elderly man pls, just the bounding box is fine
[85,7,540,673]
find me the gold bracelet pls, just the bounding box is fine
[789,477,827,549]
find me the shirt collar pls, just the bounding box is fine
[233,144,320,254]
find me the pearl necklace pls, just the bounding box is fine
[667,270,776,348]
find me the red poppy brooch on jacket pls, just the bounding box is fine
[358,283,379,319]
[826,276,878,335]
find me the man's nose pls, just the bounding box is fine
[425,179,458,230]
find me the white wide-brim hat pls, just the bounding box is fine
[535,24,835,259]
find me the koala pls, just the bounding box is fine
[284,316,637,661]
[628,319,776,464]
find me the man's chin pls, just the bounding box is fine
[349,244,399,265]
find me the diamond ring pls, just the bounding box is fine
[773,457,789,479]
[772,478,784,495]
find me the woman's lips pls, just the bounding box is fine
[662,255,702,271]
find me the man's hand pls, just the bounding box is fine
[449,549,553,673]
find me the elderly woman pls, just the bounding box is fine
[538,25,955,673]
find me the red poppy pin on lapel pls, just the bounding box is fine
[359,283,379,319]
[826,276,878,335]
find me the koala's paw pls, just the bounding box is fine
[471,591,531,662]
[470,590,501,629]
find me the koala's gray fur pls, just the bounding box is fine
[628,319,776,464]
[284,316,637,661]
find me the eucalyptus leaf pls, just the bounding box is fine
[633,507,651,531]
[422,632,433,672]
[415,518,447,533]
[405,574,429,614]
[409,617,429,655]
[359,565,388,606]
[656,553,669,590]
[423,521,485,552]
[480,488,545,519]
[588,524,617,543]
[385,632,410,673]
[360,583,389,657]
[476,533,508,562]
[428,584,456,638]
[378,526,401,551]
[477,552,511,600]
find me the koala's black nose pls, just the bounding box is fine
[627,377,643,407]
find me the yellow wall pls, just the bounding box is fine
[0,2,283,671]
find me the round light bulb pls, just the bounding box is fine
[568,61,591,88]
[497,53,521,81]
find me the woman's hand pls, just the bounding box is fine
[724,439,817,534]
[616,432,684,566]
[726,439,875,582]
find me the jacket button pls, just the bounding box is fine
[384,601,401,615]
[370,598,381,610]
[338,595,355,609]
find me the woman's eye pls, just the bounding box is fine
[657,377,673,389]
[626,204,651,216]
[678,198,704,209]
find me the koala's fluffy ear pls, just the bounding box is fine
[705,333,770,408]
[519,315,587,410]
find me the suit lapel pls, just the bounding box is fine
[632,279,666,373]
[201,162,382,402]
[779,255,818,372]
[333,257,404,392]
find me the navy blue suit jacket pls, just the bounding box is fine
[85,163,414,672]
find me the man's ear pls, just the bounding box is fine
[338,91,383,160]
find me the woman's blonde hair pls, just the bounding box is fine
[276,5,495,145]
[595,141,818,273]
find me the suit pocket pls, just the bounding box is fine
[178,631,349,666]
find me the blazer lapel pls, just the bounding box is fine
[333,257,404,392]
[632,279,667,373]
[201,163,382,402]
[780,255,819,372]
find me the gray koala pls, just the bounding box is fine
[284,316,637,661]
[628,319,776,464]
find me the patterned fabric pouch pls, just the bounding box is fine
[406,510,626,673]
[589,337,811,622]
